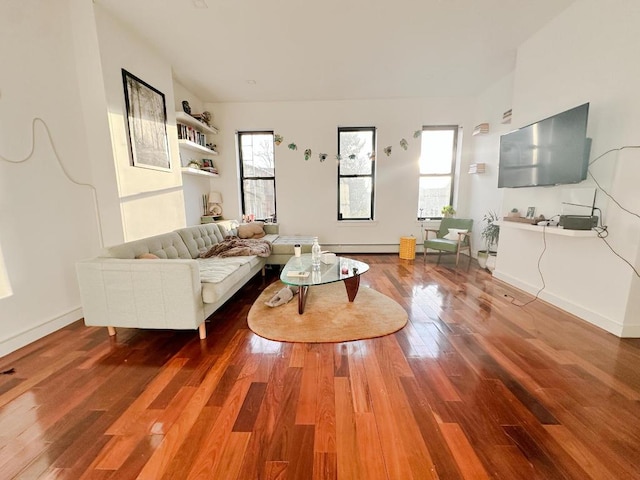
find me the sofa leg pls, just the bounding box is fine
[262,266,266,277]
[107,326,116,336]
[198,323,207,340]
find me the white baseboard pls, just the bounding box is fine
[493,270,628,337]
[0,307,82,358]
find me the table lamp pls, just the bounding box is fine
[208,191,223,216]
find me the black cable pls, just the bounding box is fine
[587,170,640,221]
[507,220,556,308]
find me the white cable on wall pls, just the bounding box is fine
[0,117,105,247]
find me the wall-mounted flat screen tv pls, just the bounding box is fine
[498,103,590,188]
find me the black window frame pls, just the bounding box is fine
[337,126,376,221]
[417,125,459,220]
[238,130,277,222]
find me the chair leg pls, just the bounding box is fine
[456,248,461,267]
[436,250,442,265]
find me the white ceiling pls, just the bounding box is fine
[96,0,576,103]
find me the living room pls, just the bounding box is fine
[2,1,640,478]
[2,0,639,355]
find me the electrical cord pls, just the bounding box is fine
[587,144,640,279]
[0,117,104,247]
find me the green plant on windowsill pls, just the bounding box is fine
[441,205,456,218]
[478,210,500,269]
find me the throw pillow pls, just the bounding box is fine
[136,253,159,259]
[237,221,265,239]
[443,228,468,241]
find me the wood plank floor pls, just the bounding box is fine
[1,254,639,479]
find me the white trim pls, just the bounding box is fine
[0,307,82,358]
[492,271,626,337]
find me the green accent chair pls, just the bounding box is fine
[424,218,473,268]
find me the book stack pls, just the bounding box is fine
[177,123,207,147]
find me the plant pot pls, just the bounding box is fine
[477,250,489,269]
[486,253,497,272]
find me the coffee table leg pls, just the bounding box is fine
[343,276,360,302]
[298,286,309,314]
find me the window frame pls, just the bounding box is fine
[237,130,277,221]
[417,125,459,220]
[337,126,377,221]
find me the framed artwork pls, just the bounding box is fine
[526,206,536,219]
[122,69,171,171]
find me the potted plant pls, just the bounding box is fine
[507,208,520,218]
[441,205,456,218]
[477,210,500,269]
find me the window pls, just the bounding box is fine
[417,126,459,219]
[338,127,376,220]
[238,131,276,221]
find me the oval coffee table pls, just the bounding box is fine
[280,253,370,314]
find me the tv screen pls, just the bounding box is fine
[498,103,590,188]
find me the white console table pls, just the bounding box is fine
[492,220,627,336]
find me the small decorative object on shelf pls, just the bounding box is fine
[502,109,512,124]
[400,138,408,150]
[507,208,520,218]
[288,142,297,151]
[192,111,212,126]
[473,123,490,136]
[319,153,327,162]
[274,134,283,146]
[468,163,486,174]
[304,148,312,161]
[384,146,392,156]
[187,160,201,169]
[182,100,191,114]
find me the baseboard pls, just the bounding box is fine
[493,271,627,337]
[0,307,82,358]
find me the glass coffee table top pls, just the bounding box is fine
[281,254,369,287]
[280,254,370,314]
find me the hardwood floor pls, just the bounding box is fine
[1,254,639,479]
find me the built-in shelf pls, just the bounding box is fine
[175,111,218,135]
[181,167,219,178]
[178,139,218,155]
[496,220,597,237]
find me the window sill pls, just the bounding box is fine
[336,220,379,227]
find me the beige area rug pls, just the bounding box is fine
[247,281,408,343]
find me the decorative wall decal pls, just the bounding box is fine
[275,126,427,162]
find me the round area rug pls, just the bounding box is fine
[247,281,408,343]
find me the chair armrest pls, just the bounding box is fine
[424,228,439,239]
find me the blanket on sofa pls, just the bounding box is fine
[200,236,272,259]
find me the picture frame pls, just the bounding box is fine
[122,69,171,171]
[526,206,536,219]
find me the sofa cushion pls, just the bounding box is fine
[103,232,191,259]
[197,256,261,304]
[136,253,159,259]
[237,222,265,239]
[176,224,226,259]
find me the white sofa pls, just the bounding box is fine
[76,222,278,339]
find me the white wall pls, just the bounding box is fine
[467,73,513,254]
[0,0,107,356]
[206,97,475,251]
[493,0,640,336]
[94,5,187,242]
